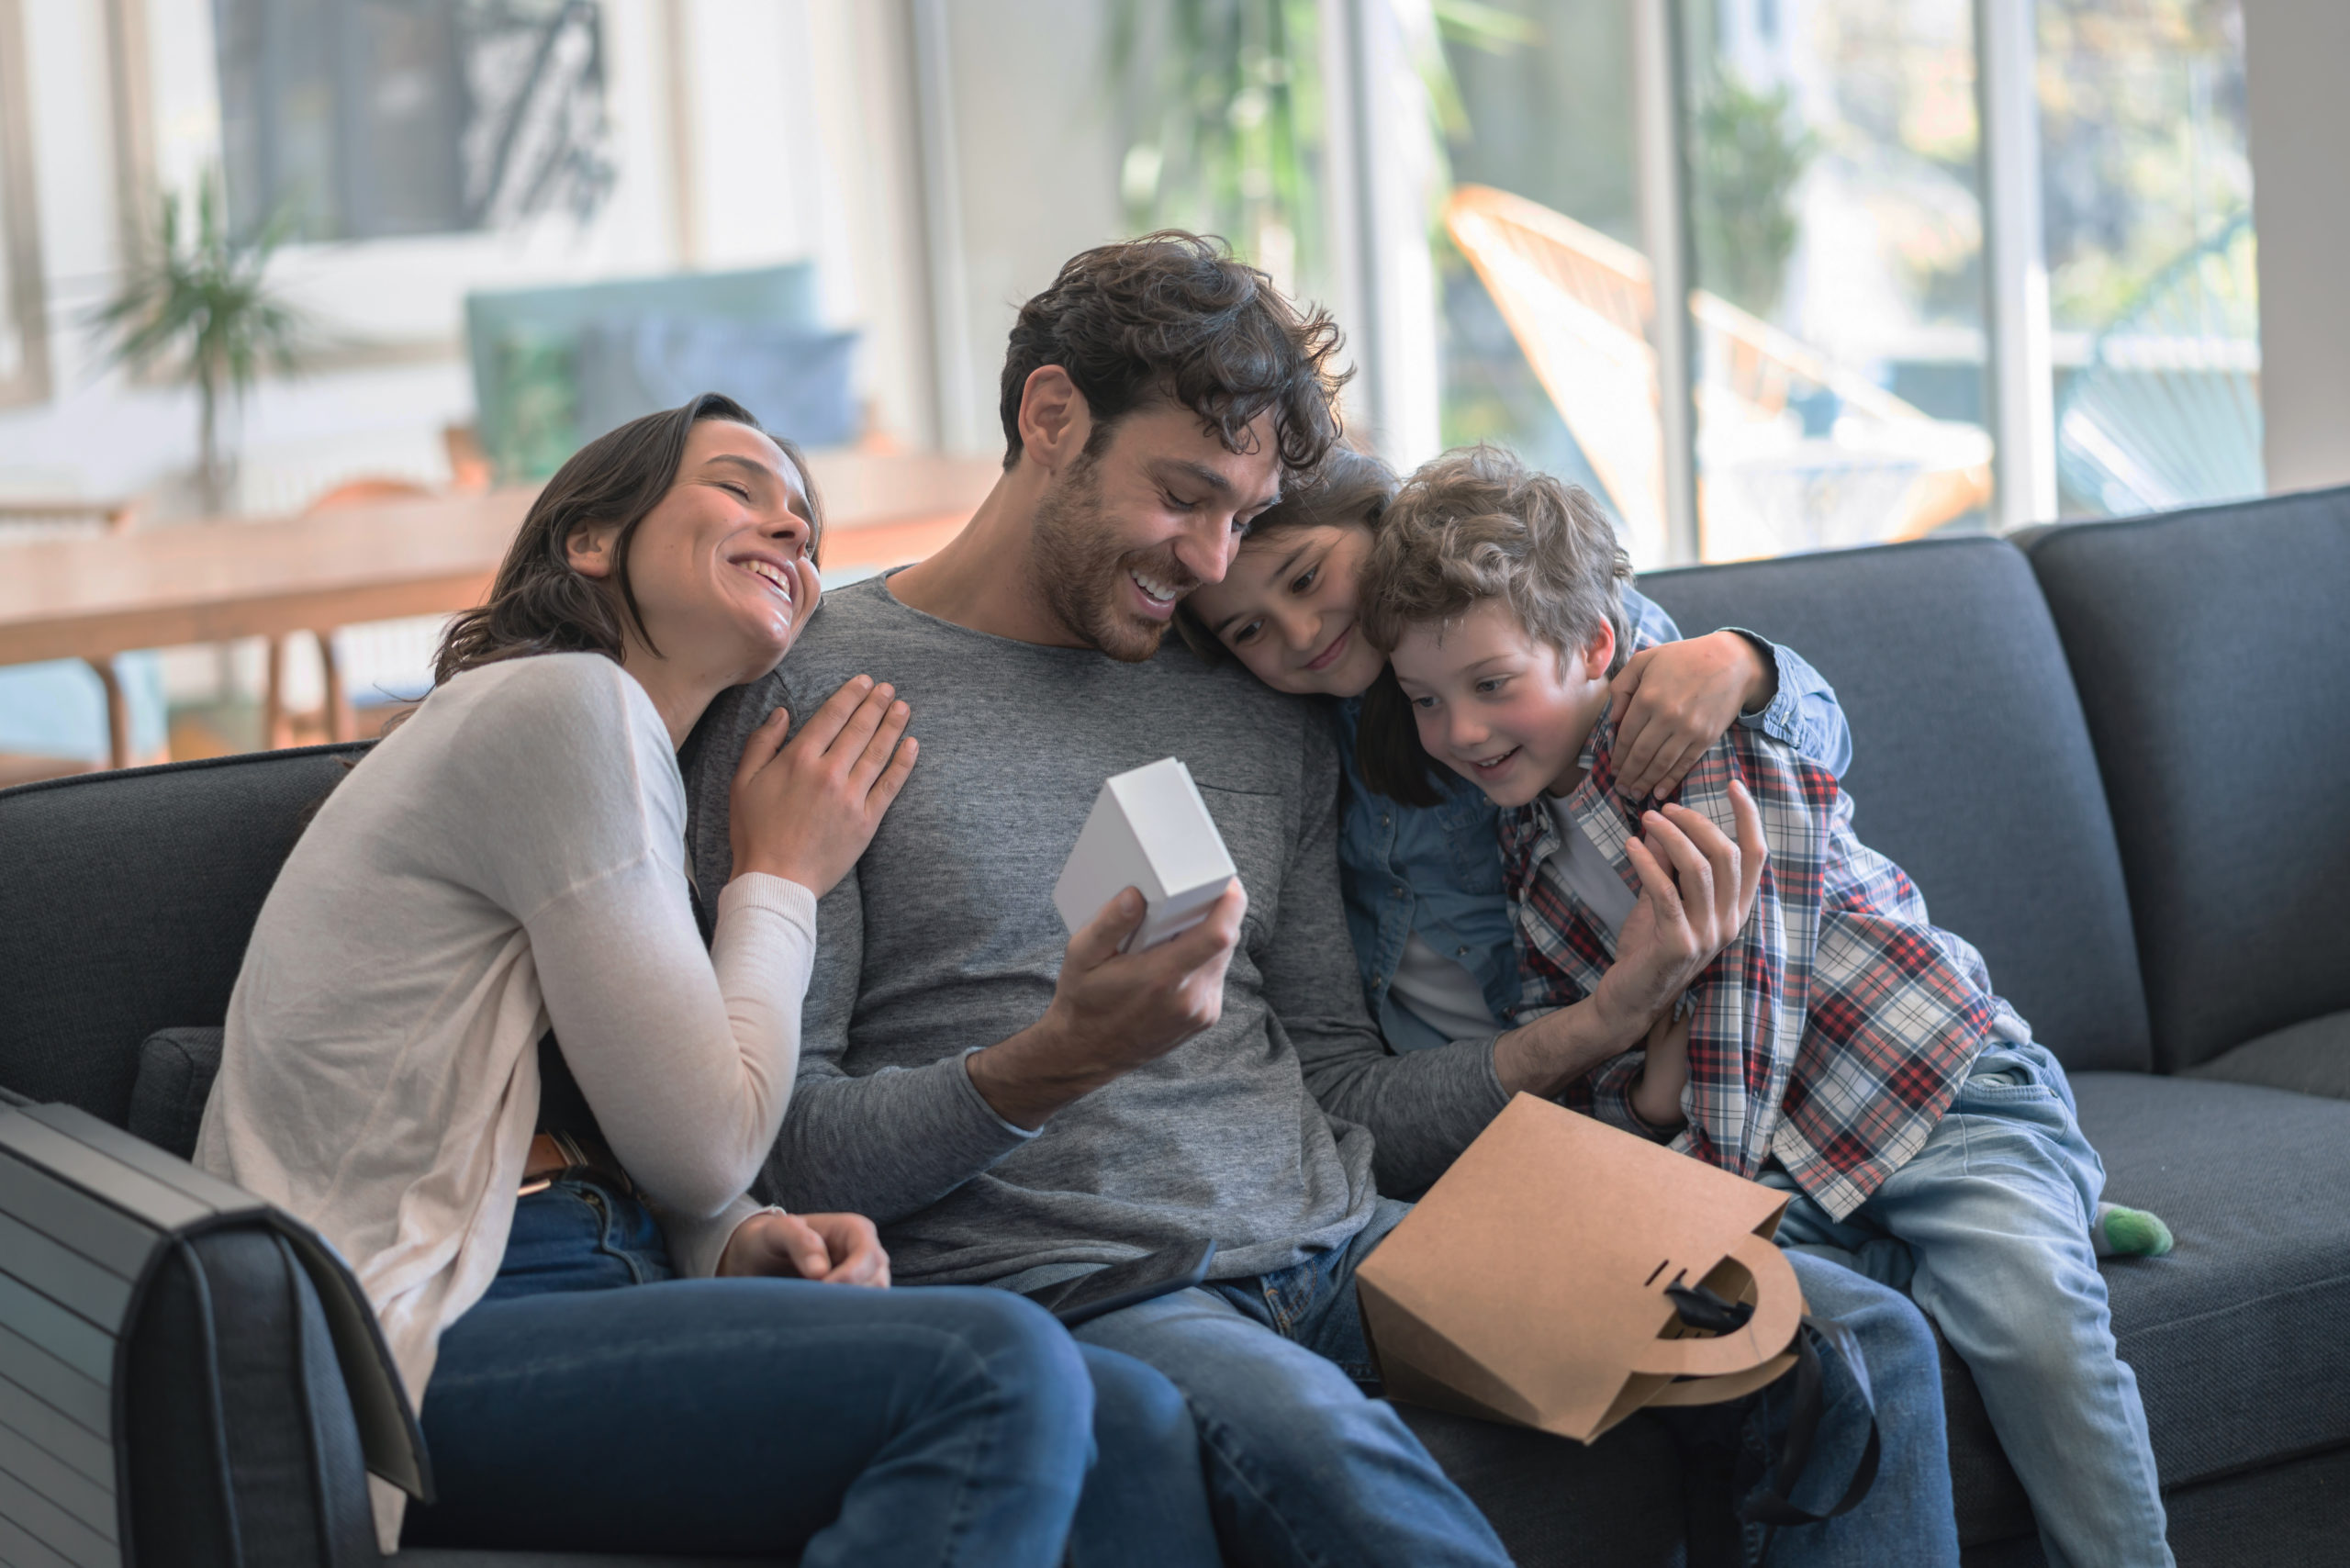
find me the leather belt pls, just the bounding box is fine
[519,1130,628,1196]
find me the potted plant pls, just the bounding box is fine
[90,171,311,514]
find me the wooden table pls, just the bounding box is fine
[0,451,997,767]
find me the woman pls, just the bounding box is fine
[196,395,1219,1566]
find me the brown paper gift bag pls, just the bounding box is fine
[1356,1092,1807,1443]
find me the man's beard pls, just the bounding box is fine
[1032,454,1200,663]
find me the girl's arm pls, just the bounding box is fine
[1610,587,1853,800]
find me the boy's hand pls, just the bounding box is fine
[1593,781,1765,1046]
[1609,632,1775,801]
[1628,1009,1692,1131]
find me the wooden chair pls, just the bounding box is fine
[264,478,439,749]
[0,498,148,777]
[1444,185,1992,560]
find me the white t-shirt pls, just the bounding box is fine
[1390,930,1504,1042]
[1546,792,1638,938]
[195,653,815,1549]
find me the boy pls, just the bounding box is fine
[1358,445,2174,1568]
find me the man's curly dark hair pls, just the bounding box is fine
[998,231,1349,473]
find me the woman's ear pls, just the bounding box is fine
[565,521,620,580]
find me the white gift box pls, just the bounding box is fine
[1053,758,1238,952]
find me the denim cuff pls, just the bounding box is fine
[1728,627,1815,754]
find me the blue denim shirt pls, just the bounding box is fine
[1335,587,1853,1053]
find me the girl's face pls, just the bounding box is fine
[1183,521,1389,698]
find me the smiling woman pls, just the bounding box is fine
[185,386,1214,1562]
[436,392,822,709]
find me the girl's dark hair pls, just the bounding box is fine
[431,392,821,685]
[1174,443,1398,664]
[1356,666,1446,806]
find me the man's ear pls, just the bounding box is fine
[565,521,620,580]
[1016,364,1092,475]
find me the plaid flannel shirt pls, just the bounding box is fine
[1500,675,2026,1220]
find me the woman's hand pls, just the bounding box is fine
[1591,780,1764,1046]
[717,1210,890,1287]
[1608,632,1775,801]
[730,676,918,896]
[1628,1008,1692,1132]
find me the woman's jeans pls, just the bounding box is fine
[1762,1040,2174,1568]
[401,1178,1220,1567]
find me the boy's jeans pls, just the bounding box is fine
[1762,1039,2175,1568]
[1064,1196,1960,1568]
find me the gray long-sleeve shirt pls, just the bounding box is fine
[684,574,1515,1285]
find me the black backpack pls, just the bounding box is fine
[0,1094,426,1568]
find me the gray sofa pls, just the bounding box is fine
[2,489,2344,1566]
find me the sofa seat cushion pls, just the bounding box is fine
[2185,1012,2350,1102]
[1396,1405,1684,1565]
[2060,1071,2350,1486]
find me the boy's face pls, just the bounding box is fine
[1390,598,1616,808]
[1184,521,1387,698]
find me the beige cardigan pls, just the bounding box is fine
[196,655,813,1548]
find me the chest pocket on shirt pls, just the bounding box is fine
[1437,793,1506,896]
[1194,780,1287,949]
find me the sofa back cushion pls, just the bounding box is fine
[1639,537,2151,1071]
[0,745,369,1123]
[2026,488,2350,1073]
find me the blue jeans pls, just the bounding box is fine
[1762,1040,2173,1568]
[1058,1197,1957,1568]
[403,1179,1220,1567]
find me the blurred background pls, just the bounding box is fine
[0,0,2307,781]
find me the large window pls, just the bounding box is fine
[2040,0,2258,518]
[1435,2,1640,516]
[931,0,2258,560]
[1681,0,1993,560]
[212,0,611,242]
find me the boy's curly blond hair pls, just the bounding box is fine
[1359,444,1632,668]
[1353,446,1633,804]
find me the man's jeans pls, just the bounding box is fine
[1067,1196,1960,1568]
[1763,1040,2174,1568]
[403,1178,1221,1567]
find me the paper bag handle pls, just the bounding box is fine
[1627,1233,1802,1379]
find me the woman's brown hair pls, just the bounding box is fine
[431,392,822,685]
[1174,443,1398,664]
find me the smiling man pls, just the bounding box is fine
[680,235,1960,1567]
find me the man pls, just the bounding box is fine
[685,234,1960,1565]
